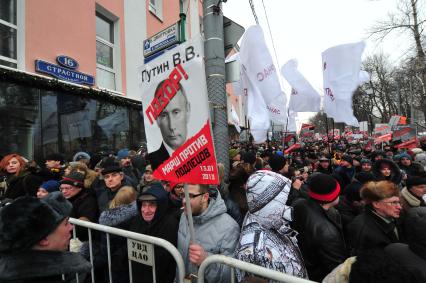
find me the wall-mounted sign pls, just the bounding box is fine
[143,22,180,58]
[35,56,94,86]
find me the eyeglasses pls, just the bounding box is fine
[381,201,401,206]
[177,192,205,199]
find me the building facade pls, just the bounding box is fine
[0,0,202,161]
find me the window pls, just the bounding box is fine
[96,13,116,90]
[149,0,163,21]
[0,0,17,68]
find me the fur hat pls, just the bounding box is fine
[406,174,426,190]
[73,151,90,162]
[45,153,64,164]
[60,172,85,189]
[0,192,72,253]
[40,180,60,193]
[306,173,340,203]
[101,160,122,175]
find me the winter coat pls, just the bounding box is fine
[335,196,363,232]
[218,183,243,227]
[347,207,402,255]
[1,170,43,200]
[0,250,91,283]
[399,161,424,177]
[235,171,308,282]
[332,166,355,193]
[178,192,240,283]
[372,159,402,186]
[127,187,179,283]
[385,243,426,282]
[386,207,426,282]
[92,202,138,283]
[92,175,134,213]
[292,198,348,282]
[69,189,99,241]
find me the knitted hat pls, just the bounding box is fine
[145,164,153,173]
[229,148,240,160]
[73,151,90,162]
[360,158,372,165]
[268,154,286,172]
[307,173,340,203]
[60,172,85,189]
[45,153,64,164]
[117,149,130,160]
[0,192,72,253]
[399,152,412,161]
[40,180,60,193]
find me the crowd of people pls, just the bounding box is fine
[0,139,426,282]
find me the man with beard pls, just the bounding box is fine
[178,184,239,282]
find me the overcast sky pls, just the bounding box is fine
[223,0,409,124]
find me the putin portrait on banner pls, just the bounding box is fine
[147,80,191,170]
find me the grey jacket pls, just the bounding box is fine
[178,192,240,283]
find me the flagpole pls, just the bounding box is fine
[324,112,332,157]
[283,108,290,150]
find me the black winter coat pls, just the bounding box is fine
[1,171,43,199]
[347,207,402,255]
[292,198,348,282]
[385,243,426,282]
[0,250,91,283]
[120,187,179,283]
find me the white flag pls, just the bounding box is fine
[230,104,241,133]
[358,70,370,84]
[240,25,287,124]
[281,59,321,112]
[322,41,365,126]
[241,68,270,143]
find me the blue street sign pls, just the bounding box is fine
[35,60,95,86]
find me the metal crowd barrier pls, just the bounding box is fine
[197,254,317,283]
[69,218,186,283]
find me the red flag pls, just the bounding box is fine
[374,133,392,144]
[284,143,301,154]
[394,138,418,149]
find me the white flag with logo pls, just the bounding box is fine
[240,25,287,124]
[281,59,320,112]
[322,41,365,126]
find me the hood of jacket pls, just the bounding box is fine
[192,189,227,225]
[0,250,91,281]
[372,159,402,184]
[136,183,169,226]
[99,201,137,226]
[245,170,293,232]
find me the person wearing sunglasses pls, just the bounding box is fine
[347,180,403,255]
[177,183,239,283]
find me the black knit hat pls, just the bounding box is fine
[60,171,85,189]
[268,154,286,172]
[307,173,340,203]
[0,192,72,253]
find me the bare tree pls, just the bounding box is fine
[369,0,426,123]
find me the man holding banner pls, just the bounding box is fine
[177,183,240,282]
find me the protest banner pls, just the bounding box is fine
[139,36,218,184]
[392,125,416,142]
